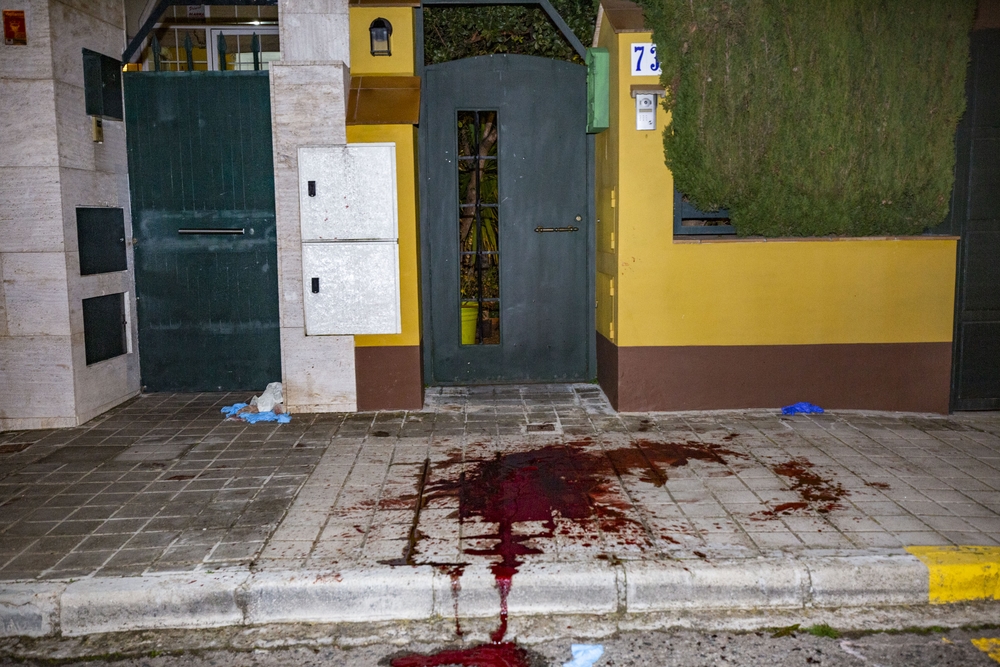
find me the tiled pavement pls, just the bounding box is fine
[1,385,999,583]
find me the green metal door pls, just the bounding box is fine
[420,54,595,384]
[125,71,281,392]
[943,30,1000,410]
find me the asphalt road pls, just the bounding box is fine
[5,627,999,667]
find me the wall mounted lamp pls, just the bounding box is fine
[369,18,392,56]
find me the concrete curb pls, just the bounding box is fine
[807,554,929,607]
[0,552,969,639]
[61,571,250,637]
[243,567,437,625]
[429,561,621,619]
[0,582,65,637]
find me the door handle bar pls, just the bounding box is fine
[178,228,246,235]
[534,226,579,233]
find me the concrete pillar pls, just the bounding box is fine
[270,0,357,412]
[0,0,139,430]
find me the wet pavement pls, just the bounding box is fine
[0,384,998,581]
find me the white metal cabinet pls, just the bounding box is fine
[298,144,398,240]
[302,242,401,335]
[299,143,401,335]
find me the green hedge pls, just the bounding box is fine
[637,0,975,236]
[423,0,597,65]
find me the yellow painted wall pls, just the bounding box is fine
[348,125,421,348]
[349,7,415,75]
[596,25,958,349]
[594,22,620,343]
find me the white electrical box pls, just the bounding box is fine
[298,143,401,335]
[636,93,656,131]
[302,242,401,335]
[298,144,398,241]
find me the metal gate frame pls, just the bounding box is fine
[940,29,1000,412]
[415,0,597,385]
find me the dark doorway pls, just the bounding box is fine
[420,55,595,384]
[946,29,1000,410]
[125,71,281,392]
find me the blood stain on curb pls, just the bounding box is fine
[388,438,741,666]
[437,564,466,637]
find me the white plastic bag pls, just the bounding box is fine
[253,381,284,413]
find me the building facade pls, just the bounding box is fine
[1,0,997,430]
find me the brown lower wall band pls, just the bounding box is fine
[355,345,424,411]
[596,332,619,408]
[597,334,952,414]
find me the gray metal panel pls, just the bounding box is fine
[302,241,401,335]
[956,321,1000,403]
[83,48,123,120]
[964,230,1000,312]
[420,54,592,384]
[971,33,1000,129]
[952,30,1000,410]
[76,207,127,275]
[298,144,398,241]
[82,293,127,365]
[968,137,1000,222]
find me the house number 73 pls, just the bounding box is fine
[631,43,661,76]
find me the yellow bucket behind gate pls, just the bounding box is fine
[461,303,479,345]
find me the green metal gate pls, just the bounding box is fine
[125,71,281,392]
[420,55,595,384]
[942,30,1000,411]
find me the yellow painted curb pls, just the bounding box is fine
[972,638,1000,664]
[906,546,1000,603]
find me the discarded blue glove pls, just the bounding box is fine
[221,403,248,417]
[782,402,824,415]
[242,410,291,424]
[221,403,291,423]
[563,644,604,667]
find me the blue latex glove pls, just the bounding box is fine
[242,410,291,424]
[221,403,248,417]
[782,402,824,415]
[221,403,291,423]
[563,644,604,667]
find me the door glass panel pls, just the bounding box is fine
[458,110,500,345]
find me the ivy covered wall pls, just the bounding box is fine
[638,0,976,237]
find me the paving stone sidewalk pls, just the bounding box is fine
[1,385,999,584]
